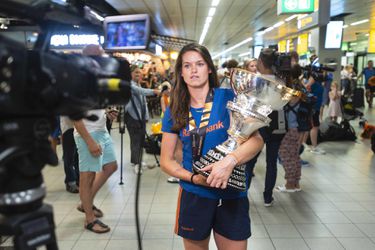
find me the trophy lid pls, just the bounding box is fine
[229,68,300,110]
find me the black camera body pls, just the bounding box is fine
[273,52,292,72]
[0,1,132,248]
[302,64,335,82]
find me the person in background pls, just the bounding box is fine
[320,71,333,121]
[244,58,257,73]
[304,55,326,155]
[160,43,263,250]
[358,60,375,108]
[125,65,160,174]
[277,65,305,192]
[60,116,79,193]
[246,48,287,207]
[327,81,342,122]
[74,44,119,234]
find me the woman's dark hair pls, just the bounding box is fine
[170,43,219,131]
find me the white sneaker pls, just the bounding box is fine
[167,177,179,183]
[134,164,143,174]
[309,147,326,155]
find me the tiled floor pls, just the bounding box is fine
[1,107,375,250]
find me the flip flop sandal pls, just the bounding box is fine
[85,219,110,234]
[77,205,104,218]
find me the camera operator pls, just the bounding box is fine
[125,65,160,174]
[73,44,119,234]
[246,48,288,206]
[304,55,326,154]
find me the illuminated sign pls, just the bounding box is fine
[297,33,309,54]
[278,40,287,52]
[278,0,314,15]
[368,30,375,53]
[50,34,104,47]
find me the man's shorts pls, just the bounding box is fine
[74,130,117,172]
[312,110,320,127]
[175,188,251,241]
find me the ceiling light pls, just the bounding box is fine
[343,24,348,29]
[211,0,220,7]
[208,7,216,17]
[365,33,369,36]
[212,37,253,59]
[264,26,274,33]
[90,10,104,21]
[298,14,308,20]
[273,21,285,28]
[285,14,298,22]
[350,19,369,26]
[206,16,213,24]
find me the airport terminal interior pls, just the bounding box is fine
[1,0,375,249]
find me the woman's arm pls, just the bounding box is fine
[160,132,207,186]
[201,131,264,189]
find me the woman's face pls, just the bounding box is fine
[181,51,211,89]
[247,61,257,73]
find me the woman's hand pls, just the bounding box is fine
[192,174,209,187]
[200,156,237,189]
[88,140,102,157]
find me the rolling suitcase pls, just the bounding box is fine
[353,87,365,108]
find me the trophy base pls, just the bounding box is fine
[192,147,247,192]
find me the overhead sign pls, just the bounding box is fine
[297,11,319,31]
[278,0,315,15]
[297,33,309,55]
[278,40,287,52]
[368,30,375,53]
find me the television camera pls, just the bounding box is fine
[0,0,131,249]
[301,56,335,82]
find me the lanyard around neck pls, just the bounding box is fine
[189,89,214,162]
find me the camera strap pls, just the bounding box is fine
[189,89,214,162]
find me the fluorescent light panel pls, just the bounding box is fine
[350,19,369,26]
[208,7,216,17]
[273,21,285,28]
[343,24,348,29]
[212,37,253,59]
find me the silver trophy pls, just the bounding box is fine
[193,68,301,191]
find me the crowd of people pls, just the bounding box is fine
[46,42,375,250]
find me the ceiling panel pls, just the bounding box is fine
[105,0,375,57]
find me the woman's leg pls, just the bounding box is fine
[213,232,247,250]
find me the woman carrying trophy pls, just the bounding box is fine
[160,43,264,249]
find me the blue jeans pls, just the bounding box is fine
[62,128,79,184]
[246,134,283,203]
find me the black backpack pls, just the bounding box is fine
[371,133,375,153]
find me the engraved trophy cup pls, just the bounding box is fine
[192,68,301,191]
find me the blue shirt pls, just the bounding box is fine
[162,88,248,199]
[361,67,375,88]
[310,81,324,111]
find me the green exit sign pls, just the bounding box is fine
[277,0,315,15]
